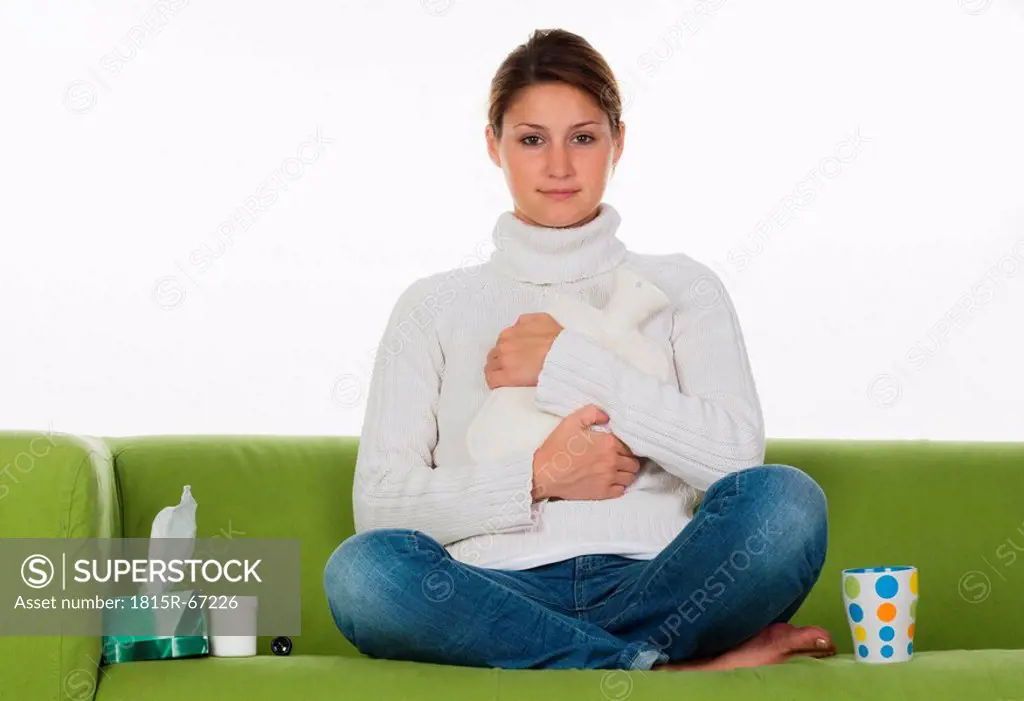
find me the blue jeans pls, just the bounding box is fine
[323,464,828,670]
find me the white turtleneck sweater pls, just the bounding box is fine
[352,202,766,571]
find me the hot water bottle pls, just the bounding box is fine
[466,263,674,464]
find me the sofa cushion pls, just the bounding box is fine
[91,650,1024,700]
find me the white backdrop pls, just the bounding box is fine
[1,0,1022,440]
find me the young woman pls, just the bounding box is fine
[323,28,836,671]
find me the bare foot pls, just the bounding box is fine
[654,623,837,671]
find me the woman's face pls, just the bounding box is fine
[486,82,624,228]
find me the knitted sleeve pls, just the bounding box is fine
[352,278,540,546]
[533,264,765,491]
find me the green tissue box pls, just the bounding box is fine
[101,588,209,664]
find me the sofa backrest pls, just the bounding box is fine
[769,438,1024,654]
[107,435,361,657]
[105,435,1024,657]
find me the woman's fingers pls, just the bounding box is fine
[484,349,502,377]
[612,456,640,487]
[612,436,637,458]
[616,456,641,473]
[612,471,637,487]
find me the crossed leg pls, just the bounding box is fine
[323,526,665,670]
[580,464,836,669]
[324,464,835,671]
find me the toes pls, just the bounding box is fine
[782,625,836,654]
[799,625,834,647]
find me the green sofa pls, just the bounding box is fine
[3,430,1024,700]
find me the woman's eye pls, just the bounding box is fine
[520,134,595,146]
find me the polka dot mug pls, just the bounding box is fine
[841,565,919,663]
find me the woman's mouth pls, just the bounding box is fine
[540,190,580,200]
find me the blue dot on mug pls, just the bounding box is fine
[880,625,895,641]
[875,574,899,599]
[849,603,864,622]
[858,645,869,658]
[881,645,894,658]
[907,641,914,655]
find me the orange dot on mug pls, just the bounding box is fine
[908,623,915,638]
[877,603,897,622]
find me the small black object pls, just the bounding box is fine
[271,636,293,656]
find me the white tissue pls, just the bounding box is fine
[143,485,197,601]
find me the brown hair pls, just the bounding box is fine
[488,29,622,140]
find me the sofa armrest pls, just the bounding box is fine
[0,430,121,701]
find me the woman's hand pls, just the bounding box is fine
[484,312,564,389]
[532,404,641,502]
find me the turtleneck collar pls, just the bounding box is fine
[488,202,627,284]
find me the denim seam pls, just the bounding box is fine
[573,558,585,618]
[409,533,631,655]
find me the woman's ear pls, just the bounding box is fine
[485,123,502,168]
[613,120,626,169]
